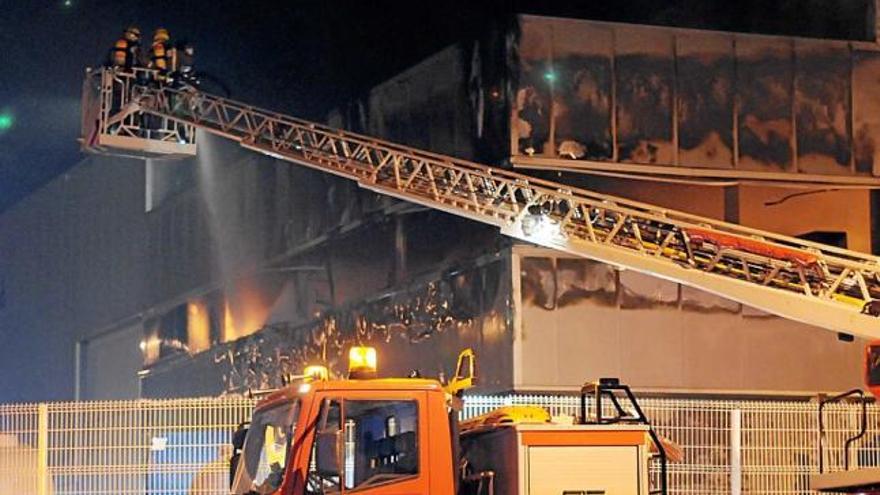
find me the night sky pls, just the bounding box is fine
[0,0,870,212]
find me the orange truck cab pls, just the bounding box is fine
[231,377,456,495]
[229,348,664,495]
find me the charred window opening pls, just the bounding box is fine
[798,231,847,249]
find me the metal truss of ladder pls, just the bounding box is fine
[104,69,880,338]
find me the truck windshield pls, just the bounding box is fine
[232,400,300,495]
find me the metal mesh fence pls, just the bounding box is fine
[0,403,41,493]
[462,395,880,495]
[1,398,253,495]
[0,394,877,494]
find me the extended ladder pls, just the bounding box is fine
[84,68,880,339]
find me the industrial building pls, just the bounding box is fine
[2,12,880,403]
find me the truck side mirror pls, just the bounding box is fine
[445,348,477,397]
[229,422,249,488]
[315,430,343,476]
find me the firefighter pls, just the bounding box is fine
[108,26,141,69]
[143,27,175,137]
[149,28,173,78]
[174,40,196,85]
[106,26,141,126]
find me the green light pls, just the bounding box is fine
[63,0,72,6]
[0,113,13,132]
[544,71,556,83]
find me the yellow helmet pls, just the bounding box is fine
[153,28,170,42]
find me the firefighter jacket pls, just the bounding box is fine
[149,41,176,72]
[109,38,139,68]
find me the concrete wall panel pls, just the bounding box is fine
[738,186,872,252]
[515,251,863,394]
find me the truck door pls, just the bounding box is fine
[304,391,429,494]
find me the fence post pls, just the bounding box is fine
[731,408,742,495]
[37,403,49,495]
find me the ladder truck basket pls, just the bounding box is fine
[80,67,196,159]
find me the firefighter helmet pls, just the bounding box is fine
[153,28,170,42]
[124,25,141,41]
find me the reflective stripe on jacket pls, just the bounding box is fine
[110,39,129,67]
[151,41,168,71]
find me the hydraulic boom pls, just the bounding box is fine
[83,68,880,339]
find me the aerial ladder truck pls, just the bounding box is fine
[82,67,880,494]
[82,67,880,341]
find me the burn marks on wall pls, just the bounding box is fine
[795,41,852,174]
[551,23,615,161]
[142,260,511,396]
[677,34,735,168]
[521,256,616,309]
[515,20,615,160]
[513,15,880,179]
[853,50,880,175]
[520,255,743,313]
[615,27,674,164]
[736,38,795,172]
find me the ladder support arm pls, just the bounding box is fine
[91,69,880,339]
